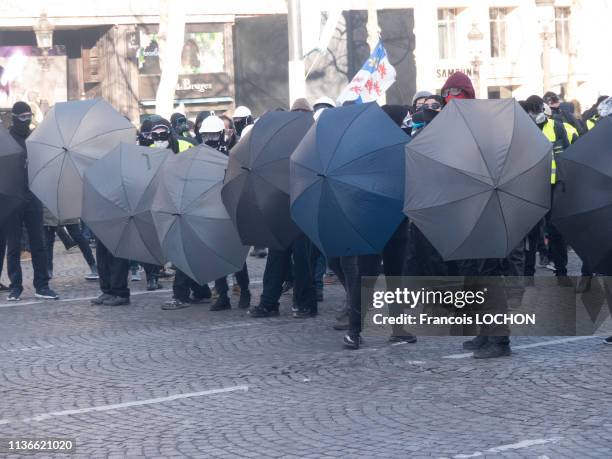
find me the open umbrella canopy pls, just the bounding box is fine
[152,144,249,284]
[552,116,612,272]
[290,102,409,257]
[0,124,26,225]
[221,110,313,250]
[26,98,136,222]
[404,98,551,261]
[82,143,169,265]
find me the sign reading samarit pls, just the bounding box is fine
[436,67,474,79]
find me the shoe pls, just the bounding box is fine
[0,283,8,292]
[316,288,324,302]
[48,270,53,279]
[557,276,573,287]
[343,333,361,350]
[282,281,293,295]
[293,308,317,319]
[248,305,279,318]
[388,334,417,344]
[131,270,142,282]
[473,343,511,359]
[603,336,612,345]
[91,293,112,305]
[210,295,231,311]
[85,265,99,281]
[190,295,211,304]
[162,298,190,310]
[238,290,251,309]
[102,295,130,306]
[576,276,592,294]
[545,262,556,271]
[463,336,488,350]
[7,289,22,301]
[35,287,59,300]
[65,244,79,253]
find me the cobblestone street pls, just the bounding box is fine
[1,248,612,458]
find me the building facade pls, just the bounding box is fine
[0,0,610,122]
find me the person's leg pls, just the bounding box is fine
[5,208,24,296]
[546,213,568,276]
[524,224,540,277]
[44,226,56,274]
[65,224,96,267]
[56,226,75,250]
[22,198,50,291]
[172,270,192,303]
[211,275,231,310]
[235,263,251,308]
[0,227,5,282]
[314,253,326,290]
[251,247,291,316]
[292,235,319,316]
[109,255,130,299]
[95,241,112,295]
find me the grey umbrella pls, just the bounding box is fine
[221,111,314,250]
[26,98,136,222]
[0,124,26,225]
[404,98,551,260]
[82,143,170,265]
[152,145,249,284]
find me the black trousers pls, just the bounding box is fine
[96,241,130,298]
[5,195,49,292]
[215,263,249,296]
[259,235,318,311]
[0,227,5,279]
[56,226,75,250]
[142,263,161,282]
[45,224,96,272]
[173,270,211,302]
[524,221,543,277]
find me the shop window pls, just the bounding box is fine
[555,7,571,55]
[438,8,457,60]
[489,8,508,58]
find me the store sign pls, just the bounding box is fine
[436,67,474,79]
[139,73,230,101]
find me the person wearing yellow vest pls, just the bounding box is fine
[588,96,612,131]
[524,96,574,286]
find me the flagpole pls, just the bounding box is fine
[367,0,386,105]
[287,0,307,106]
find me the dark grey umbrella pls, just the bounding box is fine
[0,124,26,225]
[404,99,551,260]
[552,116,612,272]
[221,111,314,250]
[152,145,249,284]
[82,143,170,265]
[26,99,136,222]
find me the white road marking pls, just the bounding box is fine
[443,336,599,359]
[448,437,563,458]
[0,280,264,309]
[0,345,54,354]
[0,385,249,426]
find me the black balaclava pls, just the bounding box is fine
[525,95,547,129]
[233,116,253,137]
[203,131,223,150]
[170,112,189,136]
[194,111,212,144]
[138,119,154,147]
[11,101,33,138]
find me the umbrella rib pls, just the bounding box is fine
[497,102,517,182]
[449,192,495,259]
[329,141,408,174]
[497,189,550,210]
[404,189,492,212]
[407,149,494,186]
[323,104,371,172]
[65,101,95,146]
[26,146,65,186]
[118,151,133,214]
[54,108,67,146]
[250,116,303,166]
[69,126,134,150]
[455,104,495,183]
[182,215,245,269]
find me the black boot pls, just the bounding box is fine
[248,304,279,318]
[463,336,488,350]
[210,294,231,311]
[238,290,251,309]
[473,342,511,359]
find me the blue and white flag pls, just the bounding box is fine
[336,40,396,106]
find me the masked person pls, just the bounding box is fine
[151,119,213,310]
[170,112,197,146]
[586,96,612,131]
[544,91,585,135]
[198,115,252,311]
[4,102,58,301]
[194,111,213,145]
[248,99,319,319]
[441,72,475,103]
[232,106,254,138]
[411,90,433,114]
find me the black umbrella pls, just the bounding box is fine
[290,102,409,257]
[152,145,249,284]
[552,116,612,272]
[0,124,26,224]
[221,111,313,250]
[26,99,136,221]
[82,143,170,265]
[404,99,551,260]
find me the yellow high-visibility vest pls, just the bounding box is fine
[542,120,558,185]
[587,116,600,130]
[563,122,578,144]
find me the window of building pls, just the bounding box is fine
[489,8,508,58]
[487,86,513,99]
[438,8,457,59]
[555,7,571,54]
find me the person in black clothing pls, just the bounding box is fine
[0,228,7,291]
[544,91,585,134]
[5,102,58,301]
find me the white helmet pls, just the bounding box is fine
[313,96,336,110]
[598,97,612,118]
[200,115,225,134]
[233,106,252,119]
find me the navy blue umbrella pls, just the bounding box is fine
[290,102,409,257]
